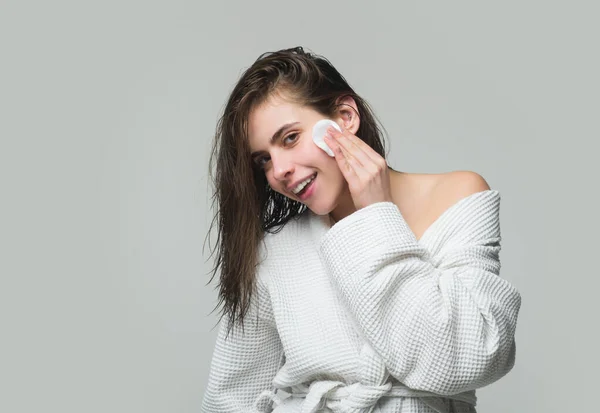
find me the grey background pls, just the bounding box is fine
[1,1,598,412]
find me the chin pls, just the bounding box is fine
[302,200,337,217]
[307,196,344,217]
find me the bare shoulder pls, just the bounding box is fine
[428,170,491,218]
[393,170,491,240]
[433,170,491,204]
[391,170,490,207]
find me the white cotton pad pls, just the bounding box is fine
[312,119,342,157]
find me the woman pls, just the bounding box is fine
[201,46,521,413]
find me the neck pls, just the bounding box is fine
[328,188,356,224]
[328,168,403,224]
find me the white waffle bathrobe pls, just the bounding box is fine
[201,190,521,413]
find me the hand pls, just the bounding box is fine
[324,126,393,210]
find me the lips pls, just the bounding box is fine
[294,174,317,202]
[288,173,317,193]
[295,174,316,197]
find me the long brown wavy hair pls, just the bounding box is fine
[205,46,395,336]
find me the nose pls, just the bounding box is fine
[271,151,295,182]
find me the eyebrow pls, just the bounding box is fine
[250,122,300,158]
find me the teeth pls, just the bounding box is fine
[292,174,316,194]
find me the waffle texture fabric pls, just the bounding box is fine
[201,189,521,413]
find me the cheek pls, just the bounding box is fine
[306,140,335,165]
[264,173,280,191]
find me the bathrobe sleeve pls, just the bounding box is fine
[318,190,521,396]
[201,276,283,413]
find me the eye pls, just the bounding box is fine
[253,132,300,169]
[255,155,270,168]
[283,132,299,144]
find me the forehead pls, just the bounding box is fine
[247,94,314,149]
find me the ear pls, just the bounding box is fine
[333,95,360,135]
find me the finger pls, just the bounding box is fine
[325,134,360,181]
[329,127,383,166]
[327,128,368,166]
[327,128,379,175]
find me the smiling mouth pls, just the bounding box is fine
[293,173,317,198]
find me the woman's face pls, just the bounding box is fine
[247,93,350,216]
